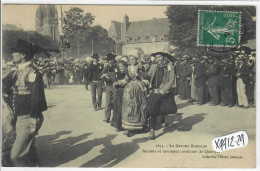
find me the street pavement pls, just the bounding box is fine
[36,85,256,168]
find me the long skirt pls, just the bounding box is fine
[111,87,124,129]
[122,80,147,130]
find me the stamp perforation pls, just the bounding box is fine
[197,10,242,48]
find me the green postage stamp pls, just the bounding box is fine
[197,10,241,47]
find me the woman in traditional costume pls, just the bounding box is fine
[121,49,148,137]
[111,60,128,132]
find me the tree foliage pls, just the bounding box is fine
[165,6,256,51]
[62,7,95,57]
[89,25,109,41]
[62,7,115,57]
[2,30,59,61]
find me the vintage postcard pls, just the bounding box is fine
[1,1,258,169]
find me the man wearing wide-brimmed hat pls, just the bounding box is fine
[8,39,47,166]
[146,52,178,139]
[100,52,117,123]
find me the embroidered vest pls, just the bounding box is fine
[15,65,35,95]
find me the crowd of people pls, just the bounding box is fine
[176,49,256,108]
[2,38,256,167]
[84,50,178,139]
[34,58,85,89]
[84,48,256,139]
[33,47,257,111]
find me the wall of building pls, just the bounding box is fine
[122,41,171,55]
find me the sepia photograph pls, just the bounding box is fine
[1,1,258,169]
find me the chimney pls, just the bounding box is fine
[121,14,129,42]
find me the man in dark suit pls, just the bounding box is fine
[246,54,256,107]
[83,57,93,90]
[205,56,221,106]
[100,53,117,123]
[88,54,103,111]
[194,55,207,105]
[179,55,192,101]
[219,56,236,107]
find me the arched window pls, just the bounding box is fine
[160,34,165,41]
[134,36,140,43]
[142,36,148,43]
[151,35,157,42]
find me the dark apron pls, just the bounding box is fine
[146,92,177,117]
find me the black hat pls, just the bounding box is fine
[10,39,38,59]
[10,39,60,59]
[151,52,176,63]
[105,52,117,61]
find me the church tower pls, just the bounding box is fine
[35,5,59,41]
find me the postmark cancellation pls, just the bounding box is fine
[197,10,241,47]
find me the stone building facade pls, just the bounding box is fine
[108,15,174,55]
[35,5,59,41]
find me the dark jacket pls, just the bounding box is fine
[100,65,116,86]
[237,62,250,85]
[219,63,236,88]
[205,63,220,87]
[194,62,206,87]
[247,63,255,84]
[87,64,103,82]
[180,62,192,82]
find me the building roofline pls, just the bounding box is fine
[110,17,169,24]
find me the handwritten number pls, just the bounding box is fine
[215,139,220,149]
[230,136,234,147]
[237,134,245,146]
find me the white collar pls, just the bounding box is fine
[18,61,32,70]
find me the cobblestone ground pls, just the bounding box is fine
[36,85,256,168]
